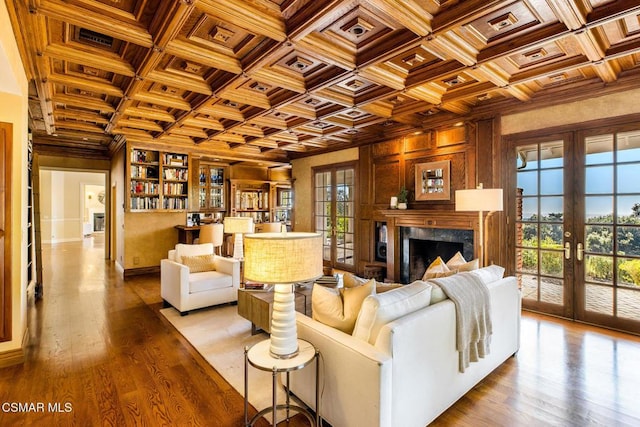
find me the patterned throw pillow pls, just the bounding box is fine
[181,254,217,273]
[422,256,453,280]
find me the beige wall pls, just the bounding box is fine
[39,170,105,243]
[291,148,359,232]
[0,0,29,355]
[502,88,640,135]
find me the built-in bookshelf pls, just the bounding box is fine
[128,147,189,211]
[229,180,271,223]
[197,163,226,212]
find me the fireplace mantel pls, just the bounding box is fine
[378,209,480,282]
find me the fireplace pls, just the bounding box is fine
[400,227,473,283]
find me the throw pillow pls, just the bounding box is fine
[342,272,368,288]
[352,280,432,345]
[181,254,217,273]
[422,256,453,279]
[457,258,480,272]
[312,279,375,333]
[175,243,214,264]
[445,252,467,269]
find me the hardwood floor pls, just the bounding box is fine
[1,236,640,426]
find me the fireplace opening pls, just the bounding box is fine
[400,227,473,283]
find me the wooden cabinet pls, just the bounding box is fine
[273,184,293,228]
[196,162,226,213]
[128,146,189,211]
[230,179,271,223]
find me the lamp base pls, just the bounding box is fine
[269,284,299,359]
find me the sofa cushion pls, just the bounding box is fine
[353,280,432,345]
[422,256,453,279]
[470,265,505,284]
[175,243,214,264]
[312,279,375,333]
[181,254,217,273]
[189,270,232,294]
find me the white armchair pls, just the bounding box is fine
[161,243,240,315]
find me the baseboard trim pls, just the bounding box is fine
[0,347,25,368]
[124,266,159,279]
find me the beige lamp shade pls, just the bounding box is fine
[455,187,503,212]
[244,232,323,284]
[198,223,224,247]
[223,216,255,234]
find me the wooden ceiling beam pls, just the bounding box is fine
[44,43,136,77]
[124,107,175,122]
[36,0,153,47]
[48,73,124,97]
[53,94,115,113]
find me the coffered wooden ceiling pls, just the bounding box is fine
[7,0,640,164]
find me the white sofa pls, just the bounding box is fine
[161,243,240,315]
[289,274,521,427]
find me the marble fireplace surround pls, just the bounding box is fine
[379,210,480,283]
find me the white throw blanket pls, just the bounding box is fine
[430,272,492,372]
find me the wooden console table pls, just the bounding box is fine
[238,285,312,335]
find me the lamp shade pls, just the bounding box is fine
[198,223,224,247]
[455,188,503,212]
[223,216,255,234]
[244,232,323,284]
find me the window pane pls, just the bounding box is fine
[540,224,563,246]
[539,141,564,168]
[540,250,563,277]
[519,223,538,247]
[539,170,563,195]
[517,171,538,195]
[616,227,640,256]
[521,197,538,220]
[586,134,614,165]
[519,248,538,273]
[586,196,613,223]
[540,197,563,221]
[617,196,640,224]
[585,284,613,315]
[585,255,613,284]
[519,274,538,300]
[540,278,563,304]
[516,145,539,170]
[617,288,640,321]
[585,225,613,254]
[617,257,640,288]
[617,164,640,193]
[585,165,613,194]
[617,130,640,162]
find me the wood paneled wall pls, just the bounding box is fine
[357,117,503,276]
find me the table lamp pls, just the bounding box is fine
[223,217,255,260]
[455,183,503,267]
[243,232,323,359]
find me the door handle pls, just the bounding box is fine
[564,242,571,259]
[577,243,584,261]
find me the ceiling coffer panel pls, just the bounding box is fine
[7,0,640,163]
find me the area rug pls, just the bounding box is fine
[159,304,291,424]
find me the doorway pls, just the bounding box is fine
[313,163,357,272]
[507,125,640,334]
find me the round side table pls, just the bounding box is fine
[244,339,320,426]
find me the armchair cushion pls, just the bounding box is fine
[189,270,233,293]
[182,254,217,273]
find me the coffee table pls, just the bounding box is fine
[238,285,312,335]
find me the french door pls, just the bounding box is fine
[314,164,356,272]
[509,125,640,334]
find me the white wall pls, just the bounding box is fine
[39,170,105,243]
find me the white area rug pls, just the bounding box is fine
[160,305,290,424]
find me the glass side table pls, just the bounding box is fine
[244,339,320,426]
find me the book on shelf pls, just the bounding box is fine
[243,283,273,292]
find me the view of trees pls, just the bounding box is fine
[520,203,640,286]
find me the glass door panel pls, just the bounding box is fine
[314,165,356,270]
[515,139,570,316]
[579,131,640,327]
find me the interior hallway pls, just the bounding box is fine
[1,235,640,426]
